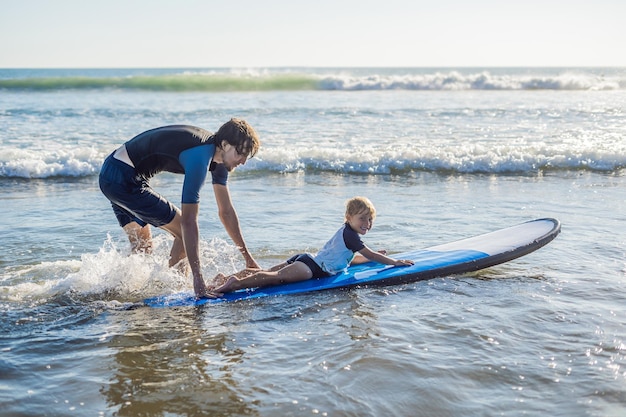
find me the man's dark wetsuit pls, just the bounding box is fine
[99,125,228,228]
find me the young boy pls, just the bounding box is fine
[213,196,414,294]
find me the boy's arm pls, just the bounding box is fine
[356,246,414,266]
[351,250,387,265]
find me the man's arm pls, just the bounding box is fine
[180,202,208,297]
[213,184,260,269]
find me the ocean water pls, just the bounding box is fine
[1,67,625,416]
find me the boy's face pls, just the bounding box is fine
[346,210,374,235]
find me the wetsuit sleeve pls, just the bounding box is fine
[210,163,228,186]
[179,146,210,204]
[343,226,365,252]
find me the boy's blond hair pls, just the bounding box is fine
[345,196,376,221]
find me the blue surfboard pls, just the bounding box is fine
[144,218,560,308]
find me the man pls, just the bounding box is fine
[99,118,261,297]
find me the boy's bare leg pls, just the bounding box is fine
[215,261,312,293]
[210,268,261,287]
[210,260,289,288]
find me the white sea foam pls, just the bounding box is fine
[1,68,623,91]
[317,71,623,91]
[0,147,102,178]
[0,234,242,303]
[3,141,621,179]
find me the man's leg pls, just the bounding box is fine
[159,212,189,273]
[123,221,153,254]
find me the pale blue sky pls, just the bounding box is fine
[1,0,624,68]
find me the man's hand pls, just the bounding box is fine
[193,274,209,298]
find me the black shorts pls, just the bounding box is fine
[286,253,330,279]
[99,153,178,228]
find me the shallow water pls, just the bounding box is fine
[1,67,625,416]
